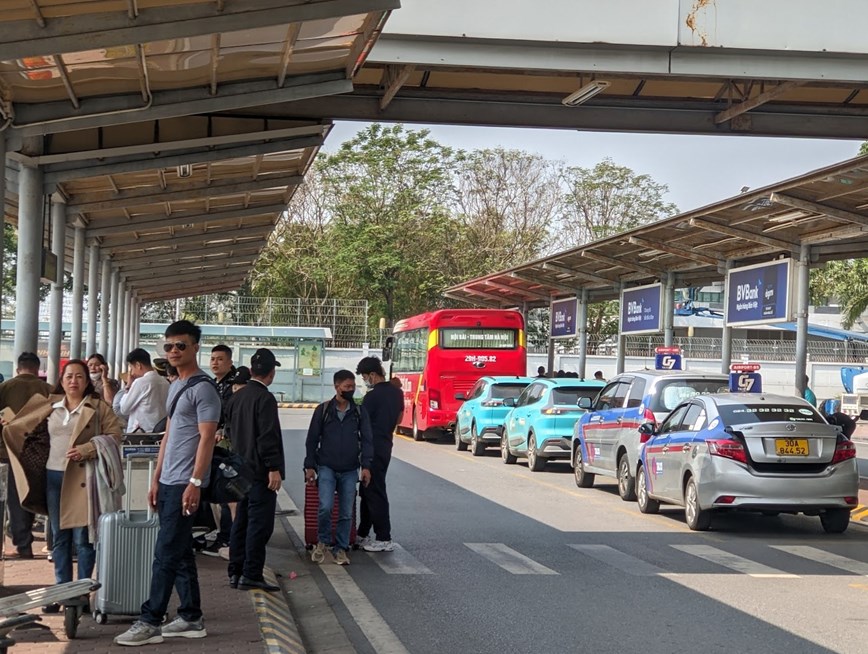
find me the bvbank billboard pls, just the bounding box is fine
[620,283,662,335]
[725,259,793,327]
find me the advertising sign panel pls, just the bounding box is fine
[550,297,578,338]
[620,283,662,335]
[729,363,763,393]
[654,346,683,371]
[725,260,792,327]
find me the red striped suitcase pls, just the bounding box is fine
[304,481,357,548]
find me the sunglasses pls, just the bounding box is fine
[163,341,188,353]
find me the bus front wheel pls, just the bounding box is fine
[412,409,425,441]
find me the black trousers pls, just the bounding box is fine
[228,480,276,581]
[358,451,391,541]
[4,461,34,551]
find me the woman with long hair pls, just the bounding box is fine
[3,359,122,610]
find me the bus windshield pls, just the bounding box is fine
[440,328,517,350]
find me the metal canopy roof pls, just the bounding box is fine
[445,155,868,308]
[0,0,398,301]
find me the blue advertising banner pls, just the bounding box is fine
[655,353,683,371]
[725,260,792,327]
[620,283,662,335]
[729,372,763,393]
[550,297,578,338]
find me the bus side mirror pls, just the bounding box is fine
[860,409,868,422]
[577,397,593,410]
[382,336,394,362]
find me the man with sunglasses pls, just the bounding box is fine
[115,320,222,647]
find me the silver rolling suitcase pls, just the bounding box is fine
[92,456,159,625]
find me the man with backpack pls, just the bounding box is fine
[304,370,373,566]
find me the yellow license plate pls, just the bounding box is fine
[775,438,809,456]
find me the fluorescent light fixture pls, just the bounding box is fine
[177,164,193,178]
[562,81,610,106]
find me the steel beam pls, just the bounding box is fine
[116,244,263,267]
[87,204,286,238]
[769,192,868,227]
[46,135,323,186]
[689,218,800,254]
[714,82,804,124]
[627,236,723,266]
[461,287,512,306]
[380,64,416,110]
[68,174,304,213]
[581,250,666,277]
[484,280,551,301]
[99,225,273,253]
[509,271,578,295]
[120,255,258,277]
[138,280,246,302]
[0,0,399,61]
[443,291,503,310]
[542,262,615,287]
[137,273,247,295]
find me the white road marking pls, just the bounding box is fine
[569,544,664,576]
[771,545,868,576]
[367,544,434,575]
[464,543,558,575]
[278,492,411,654]
[671,544,799,578]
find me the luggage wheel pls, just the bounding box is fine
[92,610,108,625]
[63,605,81,639]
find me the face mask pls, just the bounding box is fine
[362,377,374,390]
[89,372,101,382]
[340,390,355,403]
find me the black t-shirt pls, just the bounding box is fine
[361,381,404,451]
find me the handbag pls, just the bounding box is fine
[203,447,254,504]
[19,417,50,514]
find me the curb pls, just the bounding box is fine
[277,403,318,409]
[251,569,306,654]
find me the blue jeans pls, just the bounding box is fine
[46,469,95,584]
[317,466,357,552]
[140,484,201,626]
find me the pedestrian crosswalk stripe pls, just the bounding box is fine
[465,543,559,575]
[771,545,868,576]
[367,544,434,575]
[671,544,799,578]
[568,544,664,577]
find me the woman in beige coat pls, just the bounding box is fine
[3,359,121,608]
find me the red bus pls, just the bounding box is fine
[384,309,526,440]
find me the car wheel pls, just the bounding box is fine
[636,465,659,514]
[820,508,850,534]
[455,423,468,451]
[527,433,545,472]
[573,445,594,488]
[412,409,424,442]
[684,478,711,531]
[617,454,637,501]
[501,433,517,465]
[470,423,485,456]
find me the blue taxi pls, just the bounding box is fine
[455,376,534,456]
[501,378,605,472]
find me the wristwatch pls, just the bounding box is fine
[189,477,202,488]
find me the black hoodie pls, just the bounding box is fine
[304,398,374,473]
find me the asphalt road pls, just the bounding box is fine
[281,411,868,654]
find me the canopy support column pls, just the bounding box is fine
[70,225,85,359]
[86,244,99,356]
[663,272,675,347]
[47,197,67,383]
[13,163,43,359]
[99,258,111,355]
[720,260,734,375]
[577,289,588,379]
[795,245,811,397]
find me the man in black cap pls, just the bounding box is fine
[223,348,285,591]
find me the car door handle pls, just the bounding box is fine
[681,445,692,452]
[616,417,623,424]
[661,446,669,453]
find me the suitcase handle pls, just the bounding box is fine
[124,456,155,520]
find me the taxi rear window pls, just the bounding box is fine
[651,379,729,412]
[718,404,825,425]
[552,387,600,406]
[490,383,528,399]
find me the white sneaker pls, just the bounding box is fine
[362,540,396,552]
[356,536,373,549]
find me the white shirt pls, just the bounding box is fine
[47,398,86,471]
[116,370,170,432]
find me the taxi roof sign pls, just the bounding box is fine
[730,363,761,372]
[655,346,681,355]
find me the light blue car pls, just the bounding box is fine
[502,378,606,472]
[455,376,535,456]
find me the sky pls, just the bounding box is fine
[324,121,862,214]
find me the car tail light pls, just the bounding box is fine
[429,389,440,411]
[482,400,502,407]
[707,438,747,464]
[714,495,736,504]
[845,496,858,505]
[542,407,563,415]
[831,438,856,464]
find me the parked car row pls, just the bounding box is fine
[450,370,860,533]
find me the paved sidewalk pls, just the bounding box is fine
[0,535,264,653]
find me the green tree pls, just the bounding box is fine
[860,141,868,155]
[2,223,16,314]
[811,259,868,329]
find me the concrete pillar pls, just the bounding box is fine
[795,246,811,396]
[663,272,675,347]
[13,164,43,359]
[577,289,588,379]
[720,260,734,375]
[115,283,127,376]
[47,198,67,383]
[121,287,133,368]
[616,284,626,374]
[86,244,99,356]
[546,338,555,379]
[131,295,139,349]
[0,135,6,324]
[107,268,119,371]
[99,257,111,355]
[70,225,85,359]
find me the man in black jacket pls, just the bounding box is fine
[355,356,403,552]
[224,348,285,591]
[304,370,373,566]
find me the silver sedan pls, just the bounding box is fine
[636,393,859,532]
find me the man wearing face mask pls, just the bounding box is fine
[304,370,373,566]
[354,357,403,552]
